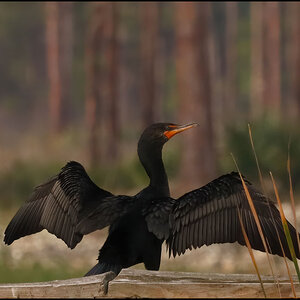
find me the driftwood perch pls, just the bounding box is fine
[0,269,299,298]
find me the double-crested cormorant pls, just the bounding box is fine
[4,123,300,278]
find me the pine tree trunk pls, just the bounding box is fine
[262,2,281,115]
[45,2,73,134]
[140,2,159,127]
[85,3,104,166]
[104,2,120,161]
[175,2,216,191]
[45,2,61,134]
[225,1,238,118]
[296,7,300,118]
[59,2,73,126]
[207,4,224,149]
[250,2,264,120]
[285,2,300,119]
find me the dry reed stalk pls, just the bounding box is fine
[231,153,281,296]
[237,207,267,298]
[270,172,300,284]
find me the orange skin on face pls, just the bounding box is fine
[164,123,198,139]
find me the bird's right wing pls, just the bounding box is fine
[142,197,176,240]
[3,161,127,249]
[167,172,300,260]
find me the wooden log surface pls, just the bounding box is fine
[0,268,299,298]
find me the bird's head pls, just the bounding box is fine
[137,122,199,193]
[138,122,199,150]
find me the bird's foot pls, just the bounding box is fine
[102,271,117,295]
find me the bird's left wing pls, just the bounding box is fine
[4,161,136,249]
[167,172,300,260]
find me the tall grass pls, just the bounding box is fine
[233,124,300,297]
[237,207,267,298]
[232,153,281,297]
[270,172,300,284]
[287,139,300,258]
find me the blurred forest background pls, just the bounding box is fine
[0,1,300,283]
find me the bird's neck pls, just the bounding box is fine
[138,142,170,197]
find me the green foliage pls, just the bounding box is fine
[89,145,180,194]
[0,160,62,209]
[0,258,84,283]
[221,117,300,196]
[0,144,180,208]
[89,157,148,194]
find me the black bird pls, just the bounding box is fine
[4,123,300,278]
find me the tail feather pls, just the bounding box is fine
[85,262,122,277]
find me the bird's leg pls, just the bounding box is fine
[101,271,117,295]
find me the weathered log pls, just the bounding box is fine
[0,269,298,298]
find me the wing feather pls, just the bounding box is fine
[206,213,212,246]
[195,220,200,248]
[4,161,134,249]
[167,172,300,261]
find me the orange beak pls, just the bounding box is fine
[164,123,199,140]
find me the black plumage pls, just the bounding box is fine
[4,122,300,278]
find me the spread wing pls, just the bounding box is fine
[167,172,300,260]
[4,161,134,249]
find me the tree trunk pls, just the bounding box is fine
[85,3,120,166]
[45,2,73,134]
[59,2,73,127]
[104,2,120,162]
[45,2,61,134]
[175,2,216,191]
[85,3,105,166]
[285,2,300,119]
[262,2,281,115]
[225,1,238,119]
[207,3,224,150]
[296,6,300,119]
[250,2,264,120]
[139,2,159,127]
